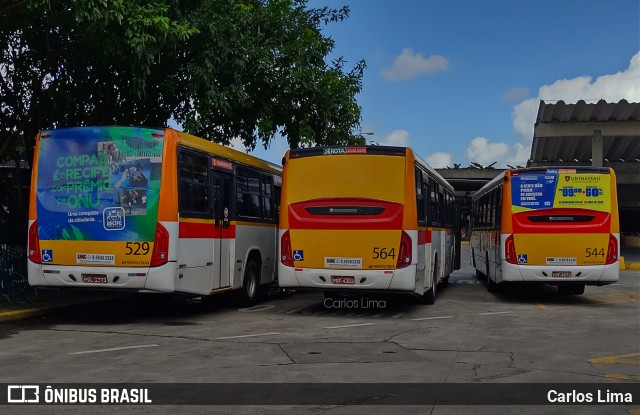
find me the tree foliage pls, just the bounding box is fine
[0,0,366,164]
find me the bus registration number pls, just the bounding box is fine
[552,271,572,278]
[331,276,355,285]
[82,274,108,283]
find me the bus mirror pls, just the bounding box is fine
[281,156,286,166]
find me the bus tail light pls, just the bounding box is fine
[28,221,41,264]
[150,222,169,267]
[606,233,618,265]
[505,234,517,264]
[396,231,412,269]
[281,230,294,267]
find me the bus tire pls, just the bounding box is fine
[421,262,437,305]
[237,260,260,307]
[475,269,486,280]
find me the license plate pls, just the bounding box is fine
[331,276,355,285]
[552,271,572,278]
[82,274,108,283]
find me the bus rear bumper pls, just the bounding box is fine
[277,265,417,292]
[501,261,619,285]
[28,261,177,292]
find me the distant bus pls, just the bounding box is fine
[28,126,281,304]
[278,145,458,304]
[470,167,619,294]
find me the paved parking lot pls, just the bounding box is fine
[1,251,638,414]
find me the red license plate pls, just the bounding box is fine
[331,276,355,285]
[552,271,572,278]
[82,274,108,283]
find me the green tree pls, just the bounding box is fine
[0,0,366,217]
[0,0,365,160]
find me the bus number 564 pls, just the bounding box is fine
[372,247,396,259]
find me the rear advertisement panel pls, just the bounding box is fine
[36,127,164,267]
[511,169,611,213]
[510,169,612,266]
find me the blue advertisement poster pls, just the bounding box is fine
[511,169,610,213]
[36,127,164,242]
[511,172,557,210]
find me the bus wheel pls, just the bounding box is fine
[475,269,486,280]
[487,272,498,293]
[421,264,437,305]
[238,260,260,306]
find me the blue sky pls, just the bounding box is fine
[238,0,640,167]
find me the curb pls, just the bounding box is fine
[0,295,127,323]
[0,308,47,323]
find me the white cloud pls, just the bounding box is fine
[513,51,640,140]
[501,87,530,102]
[465,137,530,168]
[459,50,640,168]
[426,152,452,168]
[378,129,410,146]
[381,48,449,82]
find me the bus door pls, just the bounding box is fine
[212,171,233,290]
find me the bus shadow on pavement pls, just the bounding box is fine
[485,281,623,306]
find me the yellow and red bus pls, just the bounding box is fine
[278,145,458,304]
[471,167,619,295]
[28,126,281,304]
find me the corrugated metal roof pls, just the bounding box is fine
[532,136,640,162]
[536,99,640,123]
[531,99,640,163]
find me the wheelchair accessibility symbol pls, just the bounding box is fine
[518,254,528,264]
[293,250,304,261]
[41,250,53,263]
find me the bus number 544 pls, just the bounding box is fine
[585,247,604,257]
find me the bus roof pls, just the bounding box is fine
[286,145,455,194]
[412,150,455,194]
[472,166,613,201]
[288,145,407,158]
[40,126,282,175]
[176,130,282,175]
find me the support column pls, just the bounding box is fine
[592,129,603,167]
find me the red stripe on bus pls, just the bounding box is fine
[511,209,610,234]
[287,198,404,230]
[418,230,431,245]
[179,222,236,239]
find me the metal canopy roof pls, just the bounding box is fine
[530,100,640,163]
[536,99,640,123]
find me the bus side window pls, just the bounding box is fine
[491,189,498,228]
[438,189,445,227]
[262,174,274,221]
[274,184,282,218]
[415,168,426,226]
[429,179,439,226]
[496,187,502,227]
[236,167,261,218]
[179,151,210,216]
